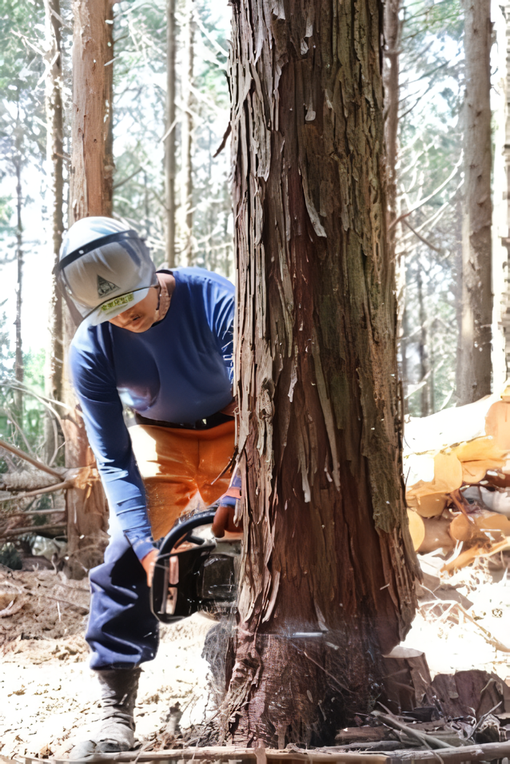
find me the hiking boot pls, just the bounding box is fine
[69,667,140,759]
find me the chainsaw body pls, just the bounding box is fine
[150,508,241,623]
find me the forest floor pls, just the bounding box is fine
[0,553,509,760]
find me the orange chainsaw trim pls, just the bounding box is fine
[129,420,235,541]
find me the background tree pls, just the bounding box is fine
[456,0,492,404]
[180,0,195,263]
[43,0,64,465]
[224,0,418,745]
[165,0,177,266]
[0,0,46,437]
[493,2,510,388]
[62,0,114,576]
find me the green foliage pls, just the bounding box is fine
[0,0,46,158]
[112,0,232,273]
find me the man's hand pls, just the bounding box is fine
[140,548,158,587]
[212,504,243,538]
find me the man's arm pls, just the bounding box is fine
[70,335,155,564]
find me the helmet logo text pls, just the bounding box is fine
[100,293,135,314]
[97,275,119,297]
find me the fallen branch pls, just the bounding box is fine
[0,524,66,539]
[0,508,66,519]
[448,601,510,653]
[372,711,453,750]
[17,740,510,764]
[0,438,63,480]
[19,748,391,764]
[28,590,89,614]
[0,599,24,617]
[5,582,89,614]
[0,481,72,502]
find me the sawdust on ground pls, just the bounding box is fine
[0,557,509,760]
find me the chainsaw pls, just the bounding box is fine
[150,507,242,623]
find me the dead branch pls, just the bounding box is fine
[372,711,454,750]
[0,599,24,617]
[20,740,510,764]
[0,405,35,456]
[402,220,442,253]
[214,122,231,157]
[0,481,72,502]
[2,508,65,519]
[15,585,89,614]
[0,437,63,480]
[447,602,510,653]
[0,524,66,539]
[393,153,463,228]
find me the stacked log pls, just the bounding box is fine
[404,391,510,571]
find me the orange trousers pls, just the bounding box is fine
[129,420,235,541]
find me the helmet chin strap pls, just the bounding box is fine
[154,278,171,322]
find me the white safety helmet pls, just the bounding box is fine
[55,217,158,326]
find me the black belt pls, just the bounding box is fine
[134,410,234,430]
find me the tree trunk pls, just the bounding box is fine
[181,0,194,265]
[104,1,115,218]
[14,109,23,422]
[70,0,114,219]
[383,0,406,413]
[417,265,430,417]
[493,1,510,386]
[225,0,418,746]
[384,0,401,253]
[457,0,492,404]
[165,0,176,267]
[63,0,114,577]
[43,0,64,465]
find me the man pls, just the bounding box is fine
[56,216,239,757]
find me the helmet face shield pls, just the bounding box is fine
[55,224,158,326]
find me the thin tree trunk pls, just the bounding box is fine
[104,1,115,217]
[224,0,418,745]
[384,0,401,251]
[44,0,64,465]
[454,197,463,400]
[14,108,23,421]
[494,2,510,385]
[165,0,176,267]
[417,265,429,417]
[384,0,405,412]
[401,303,409,408]
[63,0,114,577]
[457,0,492,404]
[181,0,194,264]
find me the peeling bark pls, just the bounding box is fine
[225,0,418,746]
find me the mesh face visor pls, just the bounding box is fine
[54,230,158,325]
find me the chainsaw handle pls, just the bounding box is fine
[150,508,218,622]
[157,508,217,557]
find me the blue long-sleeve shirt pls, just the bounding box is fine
[70,267,235,561]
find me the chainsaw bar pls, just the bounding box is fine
[150,508,241,623]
